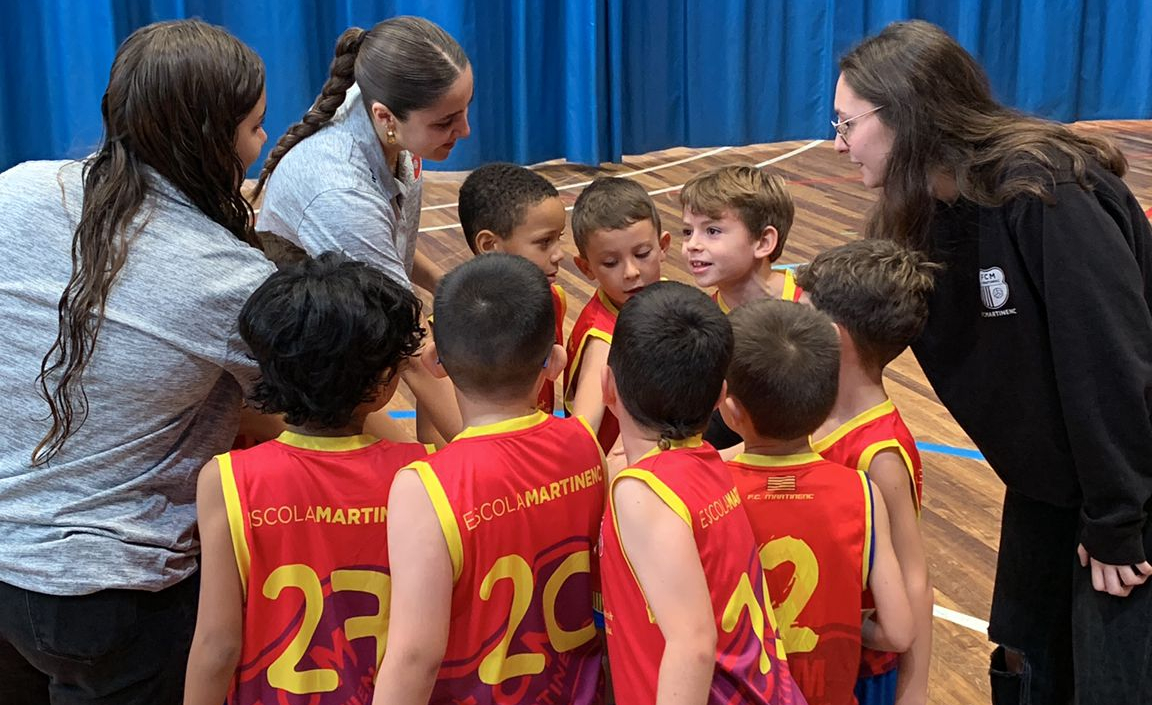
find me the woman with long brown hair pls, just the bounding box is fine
[834,20,1152,705]
[0,20,274,703]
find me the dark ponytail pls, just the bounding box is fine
[251,27,366,199]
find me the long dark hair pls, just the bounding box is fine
[252,16,468,199]
[840,20,1126,249]
[33,20,265,464]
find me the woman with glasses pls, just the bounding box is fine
[835,19,1152,705]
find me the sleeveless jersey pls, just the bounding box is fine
[564,288,620,451]
[411,411,606,704]
[728,451,874,705]
[811,398,922,679]
[219,432,430,705]
[713,268,804,313]
[599,437,806,705]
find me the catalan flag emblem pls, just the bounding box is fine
[765,475,797,492]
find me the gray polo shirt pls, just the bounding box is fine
[257,84,423,288]
[0,160,276,595]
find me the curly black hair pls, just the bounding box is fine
[239,251,424,429]
[457,162,559,254]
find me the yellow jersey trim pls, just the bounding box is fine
[731,450,824,468]
[809,399,897,453]
[576,415,611,472]
[636,434,704,462]
[453,410,550,441]
[858,470,874,586]
[715,291,732,315]
[217,452,251,597]
[411,461,464,583]
[554,283,568,319]
[276,431,378,452]
[780,268,799,302]
[596,288,622,316]
[614,468,692,527]
[563,329,614,414]
[859,440,921,517]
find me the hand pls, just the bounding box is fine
[1077,544,1151,597]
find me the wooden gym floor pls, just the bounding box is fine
[391,121,1152,704]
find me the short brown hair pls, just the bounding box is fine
[571,177,661,257]
[796,240,939,368]
[727,299,839,440]
[680,165,795,261]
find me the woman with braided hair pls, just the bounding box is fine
[254,16,472,294]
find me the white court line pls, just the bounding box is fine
[418,140,826,233]
[933,604,989,634]
[420,145,735,212]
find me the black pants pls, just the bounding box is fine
[0,573,198,705]
[988,490,1152,705]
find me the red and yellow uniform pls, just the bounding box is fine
[811,398,922,680]
[600,437,806,705]
[728,451,874,705]
[714,268,804,313]
[564,288,620,451]
[410,411,606,705]
[219,432,430,705]
[538,283,568,414]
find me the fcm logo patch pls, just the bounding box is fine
[979,267,1010,309]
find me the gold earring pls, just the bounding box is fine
[386,128,397,145]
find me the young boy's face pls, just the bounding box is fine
[493,196,567,284]
[575,219,669,308]
[681,207,775,289]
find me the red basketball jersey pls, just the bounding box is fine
[811,398,922,679]
[599,438,807,705]
[713,268,804,313]
[728,451,874,705]
[538,284,568,414]
[564,288,620,451]
[410,411,606,705]
[219,432,430,705]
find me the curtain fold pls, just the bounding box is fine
[2,0,1149,172]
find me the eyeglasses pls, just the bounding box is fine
[831,105,884,145]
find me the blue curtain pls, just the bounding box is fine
[3,0,1151,173]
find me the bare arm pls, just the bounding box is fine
[615,477,716,705]
[570,338,610,433]
[372,470,453,705]
[401,341,463,442]
[411,249,442,295]
[184,459,244,705]
[861,481,914,653]
[869,450,932,705]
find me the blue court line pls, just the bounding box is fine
[916,442,985,461]
[388,410,986,460]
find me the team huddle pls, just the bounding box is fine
[184,163,938,705]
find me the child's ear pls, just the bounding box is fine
[420,341,450,380]
[543,344,567,382]
[658,230,672,259]
[754,225,779,262]
[601,365,619,414]
[718,386,749,436]
[574,254,596,282]
[474,230,501,254]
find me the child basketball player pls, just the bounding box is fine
[680,165,801,449]
[799,240,938,705]
[374,254,605,705]
[457,162,569,413]
[599,281,806,704]
[565,176,670,453]
[185,252,430,705]
[723,298,914,705]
